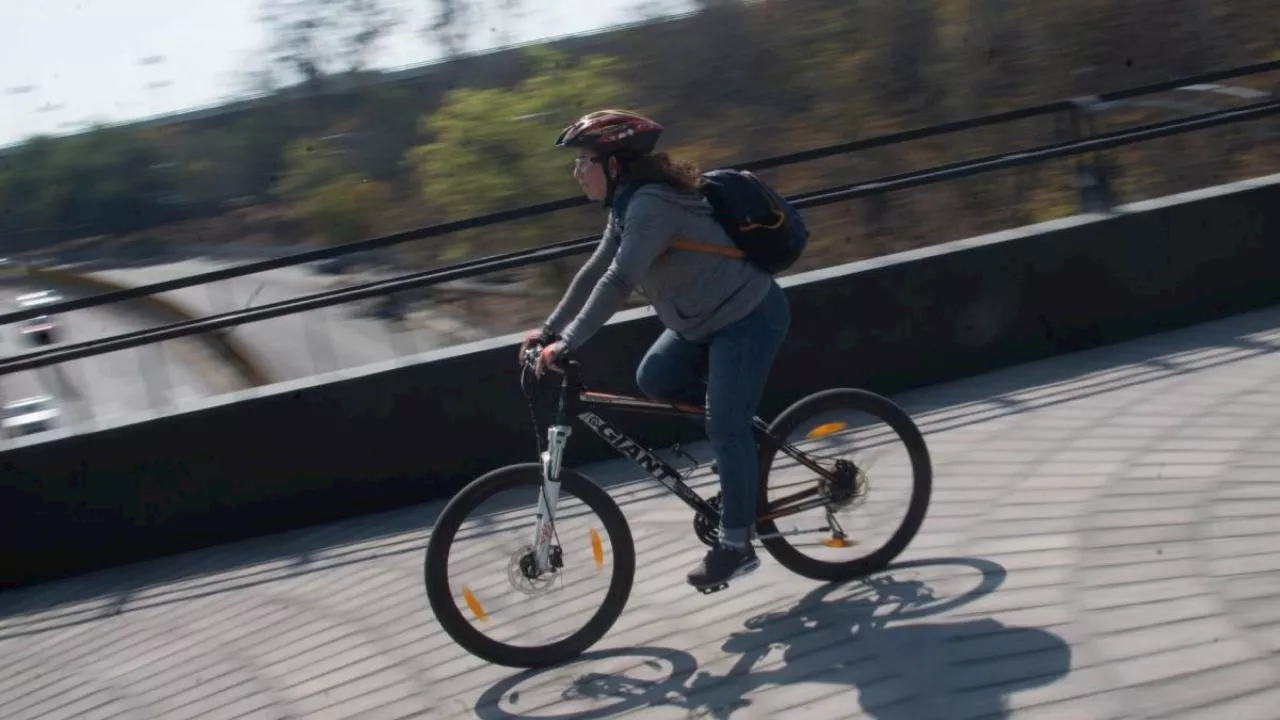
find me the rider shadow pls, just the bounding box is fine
[474,558,1072,720]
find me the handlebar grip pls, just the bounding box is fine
[521,344,579,373]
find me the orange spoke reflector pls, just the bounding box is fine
[807,422,848,439]
[590,528,605,569]
[823,537,853,548]
[462,585,489,623]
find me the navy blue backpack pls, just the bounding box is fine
[612,168,809,274]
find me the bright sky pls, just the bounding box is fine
[0,0,694,148]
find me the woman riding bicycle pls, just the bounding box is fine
[521,108,791,591]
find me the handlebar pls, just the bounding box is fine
[518,340,584,449]
[520,340,580,380]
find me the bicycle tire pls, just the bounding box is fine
[423,462,637,668]
[754,388,932,582]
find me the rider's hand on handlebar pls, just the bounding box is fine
[518,329,541,361]
[536,340,567,377]
[518,328,557,363]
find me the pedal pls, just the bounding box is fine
[696,582,729,595]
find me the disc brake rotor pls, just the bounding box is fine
[508,545,563,596]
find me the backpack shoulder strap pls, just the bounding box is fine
[669,238,745,259]
[615,180,747,261]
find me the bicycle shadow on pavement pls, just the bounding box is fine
[474,557,1071,720]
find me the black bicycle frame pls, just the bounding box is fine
[545,361,835,523]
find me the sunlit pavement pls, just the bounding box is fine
[4,305,1280,720]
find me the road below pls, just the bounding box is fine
[0,280,247,435]
[82,259,489,384]
[3,304,1280,718]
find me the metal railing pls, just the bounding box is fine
[0,59,1276,381]
[2,99,1277,376]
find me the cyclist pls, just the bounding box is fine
[520,109,791,591]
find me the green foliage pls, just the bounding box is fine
[260,0,401,84]
[302,175,390,244]
[274,137,349,202]
[1,0,1278,260]
[273,135,390,244]
[0,126,174,245]
[404,47,631,222]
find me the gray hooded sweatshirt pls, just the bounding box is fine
[543,182,773,350]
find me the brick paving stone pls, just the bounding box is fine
[4,305,1280,719]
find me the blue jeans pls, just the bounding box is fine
[635,281,791,535]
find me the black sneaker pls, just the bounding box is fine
[687,542,760,592]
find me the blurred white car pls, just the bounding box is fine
[16,290,62,347]
[1,394,59,437]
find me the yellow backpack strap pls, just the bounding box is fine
[669,238,745,260]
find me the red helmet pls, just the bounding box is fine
[554,109,664,156]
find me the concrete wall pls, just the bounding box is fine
[2,172,1277,589]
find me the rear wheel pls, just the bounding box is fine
[424,463,636,668]
[754,388,932,582]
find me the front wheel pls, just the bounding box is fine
[423,463,636,668]
[755,388,933,582]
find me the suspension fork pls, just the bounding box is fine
[530,422,572,572]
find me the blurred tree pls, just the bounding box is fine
[351,84,425,182]
[424,0,476,57]
[259,0,402,87]
[0,0,1276,263]
[423,0,528,58]
[274,137,349,201]
[403,46,632,274]
[273,135,391,244]
[0,127,176,246]
[302,175,391,244]
[405,47,631,221]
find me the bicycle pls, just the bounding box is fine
[423,342,933,669]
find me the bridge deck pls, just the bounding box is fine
[3,306,1280,720]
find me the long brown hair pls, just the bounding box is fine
[618,152,702,194]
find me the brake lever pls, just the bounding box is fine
[521,343,542,371]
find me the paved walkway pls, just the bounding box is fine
[4,306,1280,720]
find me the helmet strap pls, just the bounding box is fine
[601,151,640,208]
[601,152,622,208]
